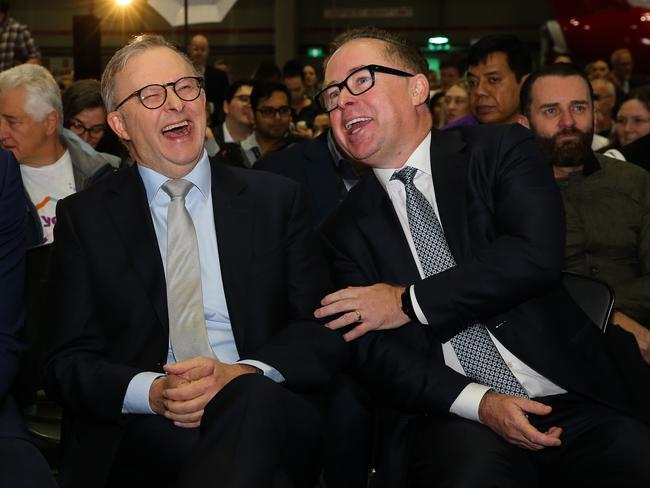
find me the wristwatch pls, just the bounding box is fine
[400,286,419,323]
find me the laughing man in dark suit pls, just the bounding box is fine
[314,27,650,487]
[44,34,346,488]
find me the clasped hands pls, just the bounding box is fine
[149,357,257,428]
[314,283,410,341]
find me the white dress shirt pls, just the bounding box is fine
[122,151,283,414]
[373,132,566,422]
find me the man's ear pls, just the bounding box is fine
[44,110,59,136]
[517,114,530,129]
[107,111,131,142]
[410,73,430,106]
[518,73,530,88]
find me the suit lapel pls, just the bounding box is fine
[106,165,168,331]
[303,136,340,218]
[357,175,421,284]
[210,162,252,348]
[429,130,470,262]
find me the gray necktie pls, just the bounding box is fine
[162,179,216,361]
[391,166,527,397]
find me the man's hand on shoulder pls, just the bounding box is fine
[314,284,409,341]
[478,390,562,451]
[149,357,257,428]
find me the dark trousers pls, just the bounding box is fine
[0,437,58,488]
[108,373,323,488]
[409,393,650,488]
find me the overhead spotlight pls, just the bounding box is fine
[116,0,132,5]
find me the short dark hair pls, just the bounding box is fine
[440,57,465,75]
[282,59,304,80]
[324,26,428,76]
[250,81,290,111]
[252,61,281,84]
[62,79,105,127]
[467,34,532,81]
[519,63,593,118]
[224,79,254,103]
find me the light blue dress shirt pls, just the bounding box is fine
[122,151,283,414]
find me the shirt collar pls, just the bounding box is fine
[138,149,211,205]
[373,131,432,192]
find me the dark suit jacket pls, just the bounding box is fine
[256,132,345,226]
[204,65,229,124]
[0,150,29,440]
[44,160,347,487]
[320,124,650,423]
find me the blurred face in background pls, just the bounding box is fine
[440,66,461,90]
[312,112,330,137]
[188,35,209,68]
[254,90,291,140]
[444,84,471,123]
[303,65,318,88]
[224,84,253,127]
[588,60,610,80]
[612,50,633,81]
[284,75,305,105]
[68,106,106,148]
[616,98,650,146]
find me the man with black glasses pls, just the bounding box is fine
[315,27,650,487]
[238,82,295,167]
[43,34,346,488]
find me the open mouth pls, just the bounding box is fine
[344,117,372,134]
[161,120,191,138]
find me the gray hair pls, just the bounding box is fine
[101,33,196,112]
[0,64,63,133]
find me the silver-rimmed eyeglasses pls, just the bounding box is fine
[316,64,414,113]
[114,76,204,111]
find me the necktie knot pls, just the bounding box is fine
[163,179,193,200]
[391,166,417,186]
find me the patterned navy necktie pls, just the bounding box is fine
[391,166,528,397]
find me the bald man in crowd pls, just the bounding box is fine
[188,34,229,124]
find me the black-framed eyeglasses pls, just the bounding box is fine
[114,76,204,111]
[255,106,292,118]
[68,118,106,137]
[316,64,414,112]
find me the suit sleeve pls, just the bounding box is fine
[610,168,650,326]
[0,152,27,402]
[414,125,566,341]
[238,182,349,392]
[319,220,472,414]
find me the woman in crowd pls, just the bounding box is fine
[62,79,127,159]
[615,86,650,147]
[61,79,107,149]
[442,79,477,130]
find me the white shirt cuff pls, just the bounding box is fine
[411,285,429,325]
[238,360,285,383]
[449,383,492,422]
[122,371,163,414]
